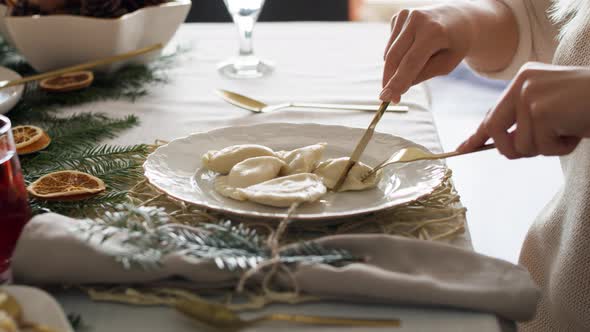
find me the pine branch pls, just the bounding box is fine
[30,191,129,217]
[0,38,187,219]
[279,242,359,267]
[81,206,362,272]
[46,114,140,150]
[77,159,144,191]
[23,144,149,171]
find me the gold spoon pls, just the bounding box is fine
[363,143,496,179]
[175,299,401,329]
[0,291,61,332]
[216,89,410,113]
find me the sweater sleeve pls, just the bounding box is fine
[466,0,559,80]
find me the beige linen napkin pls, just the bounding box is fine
[13,213,540,322]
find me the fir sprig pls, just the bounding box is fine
[0,38,180,217]
[77,159,143,191]
[81,205,361,271]
[29,191,130,217]
[24,144,149,171]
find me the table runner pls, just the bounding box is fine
[11,23,537,329]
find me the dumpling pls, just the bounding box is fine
[227,156,286,188]
[238,173,327,207]
[214,156,286,200]
[214,176,246,200]
[202,144,275,174]
[277,143,327,175]
[313,157,382,192]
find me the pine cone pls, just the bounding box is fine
[81,0,124,18]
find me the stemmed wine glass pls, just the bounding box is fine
[218,0,273,79]
[0,115,31,284]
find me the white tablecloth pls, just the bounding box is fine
[51,23,512,331]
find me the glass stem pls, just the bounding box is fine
[235,16,256,56]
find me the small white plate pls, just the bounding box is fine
[1,285,73,332]
[144,123,447,221]
[0,66,23,115]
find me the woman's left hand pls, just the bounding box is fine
[458,62,590,158]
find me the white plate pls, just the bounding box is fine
[0,67,23,114]
[144,123,447,221]
[1,285,73,332]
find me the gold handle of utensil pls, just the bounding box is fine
[365,143,497,180]
[0,43,163,90]
[429,142,496,160]
[263,313,401,327]
[333,101,391,191]
[291,103,409,113]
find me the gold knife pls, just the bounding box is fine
[333,101,391,191]
[0,43,163,90]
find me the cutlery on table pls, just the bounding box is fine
[363,143,497,180]
[216,89,409,113]
[0,43,164,90]
[333,101,391,191]
[175,299,401,329]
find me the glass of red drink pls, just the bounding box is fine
[0,114,31,284]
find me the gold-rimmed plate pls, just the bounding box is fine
[143,123,447,221]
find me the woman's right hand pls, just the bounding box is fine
[381,5,476,103]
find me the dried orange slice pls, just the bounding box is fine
[12,125,43,148]
[12,125,51,155]
[28,170,106,201]
[39,71,94,92]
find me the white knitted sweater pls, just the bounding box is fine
[473,0,590,330]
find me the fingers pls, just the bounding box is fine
[458,85,519,158]
[381,10,451,101]
[384,10,410,60]
[513,80,537,157]
[412,50,459,85]
[533,125,579,156]
[457,120,490,153]
[484,87,521,158]
[382,15,416,88]
[381,37,439,102]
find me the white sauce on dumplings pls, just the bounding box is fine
[202,144,275,174]
[313,157,381,192]
[277,143,326,175]
[238,173,327,207]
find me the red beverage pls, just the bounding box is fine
[0,115,30,283]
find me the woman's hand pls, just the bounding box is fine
[458,62,590,158]
[380,1,518,103]
[381,5,474,103]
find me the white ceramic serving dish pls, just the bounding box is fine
[0,0,191,72]
[0,66,23,114]
[1,285,73,332]
[144,123,447,221]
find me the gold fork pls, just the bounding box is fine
[175,299,401,329]
[363,143,496,180]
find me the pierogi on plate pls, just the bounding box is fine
[202,143,382,208]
